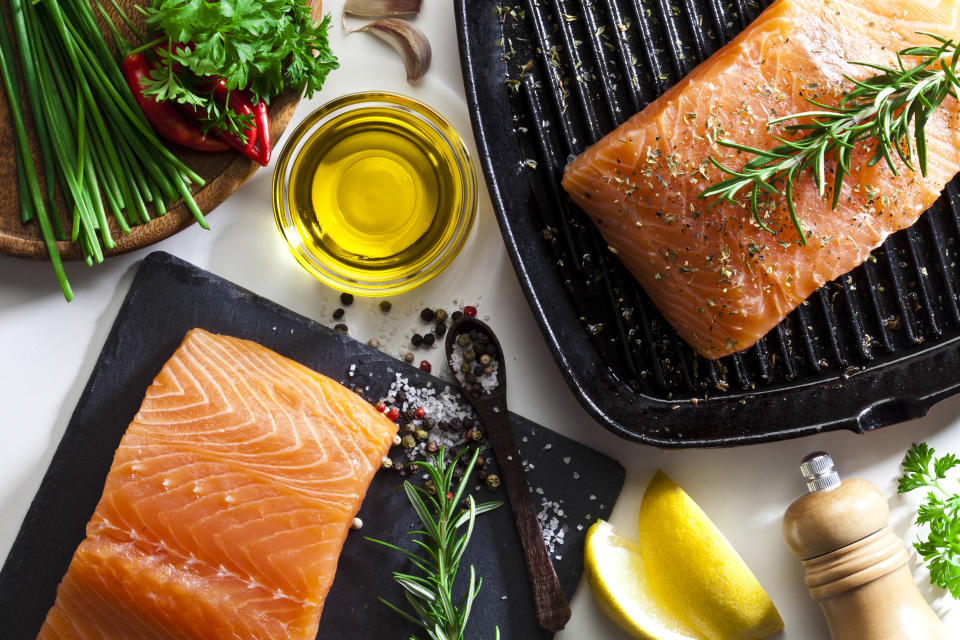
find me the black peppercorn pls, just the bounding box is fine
[422,417,436,429]
[465,373,476,384]
[434,322,447,337]
[379,300,392,313]
[395,390,407,404]
[420,307,435,322]
[403,409,416,422]
[451,310,463,322]
[332,308,345,320]
[334,323,348,333]
[411,333,423,347]
[426,441,439,453]
[423,333,435,347]
[340,292,354,305]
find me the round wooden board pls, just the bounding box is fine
[0,0,321,261]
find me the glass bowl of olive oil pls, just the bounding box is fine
[273,92,478,295]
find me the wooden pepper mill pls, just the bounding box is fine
[782,452,947,640]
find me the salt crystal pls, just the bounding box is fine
[563,457,571,464]
[572,472,580,479]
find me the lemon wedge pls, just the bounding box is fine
[584,470,784,640]
[585,519,699,639]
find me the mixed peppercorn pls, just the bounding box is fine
[368,388,499,491]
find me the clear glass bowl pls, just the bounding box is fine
[272,92,478,296]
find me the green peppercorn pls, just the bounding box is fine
[463,348,475,362]
[334,323,348,334]
[434,308,448,322]
[468,429,484,442]
[486,474,500,490]
[483,366,494,376]
[381,457,393,470]
[460,362,471,374]
[456,334,471,348]
[479,354,492,366]
[401,434,416,449]
[379,300,392,313]
[403,423,417,435]
[415,428,429,441]
[424,479,436,494]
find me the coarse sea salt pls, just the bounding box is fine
[383,373,491,462]
[537,498,569,556]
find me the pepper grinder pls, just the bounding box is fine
[782,452,947,640]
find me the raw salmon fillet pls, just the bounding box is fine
[37,328,397,639]
[562,0,960,358]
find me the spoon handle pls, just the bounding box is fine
[482,405,571,632]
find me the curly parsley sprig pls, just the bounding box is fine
[898,442,960,599]
[140,0,339,137]
[700,32,960,246]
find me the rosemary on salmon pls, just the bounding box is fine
[700,32,960,246]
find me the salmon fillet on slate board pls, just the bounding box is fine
[37,329,399,639]
[0,251,625,639]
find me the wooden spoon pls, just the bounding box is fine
[444,317,571,632]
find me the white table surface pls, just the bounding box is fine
[2,2,958,637]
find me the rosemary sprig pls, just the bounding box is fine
[700,32,960,246]
[366,447,503,640]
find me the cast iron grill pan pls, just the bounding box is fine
[457,0,960,446]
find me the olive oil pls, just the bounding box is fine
[275,93,476,294]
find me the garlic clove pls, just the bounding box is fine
[343,0,422,17]
[360,18,432,82]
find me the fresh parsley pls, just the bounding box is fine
[898,442,960,599]
[140,0,338,135]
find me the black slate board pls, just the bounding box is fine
[0,251,624,639]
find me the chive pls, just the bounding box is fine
[0,3,72,300]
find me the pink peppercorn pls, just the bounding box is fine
[374,401,386,413]
[386,408,400,421]
[419,360,432,373]
[463,305,477,317]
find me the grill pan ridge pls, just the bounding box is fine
[457,0,960,446]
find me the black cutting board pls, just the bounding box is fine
[0,251,624,639]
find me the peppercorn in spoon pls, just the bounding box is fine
[445,317,571,633]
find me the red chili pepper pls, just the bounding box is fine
[121,53,229,153]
